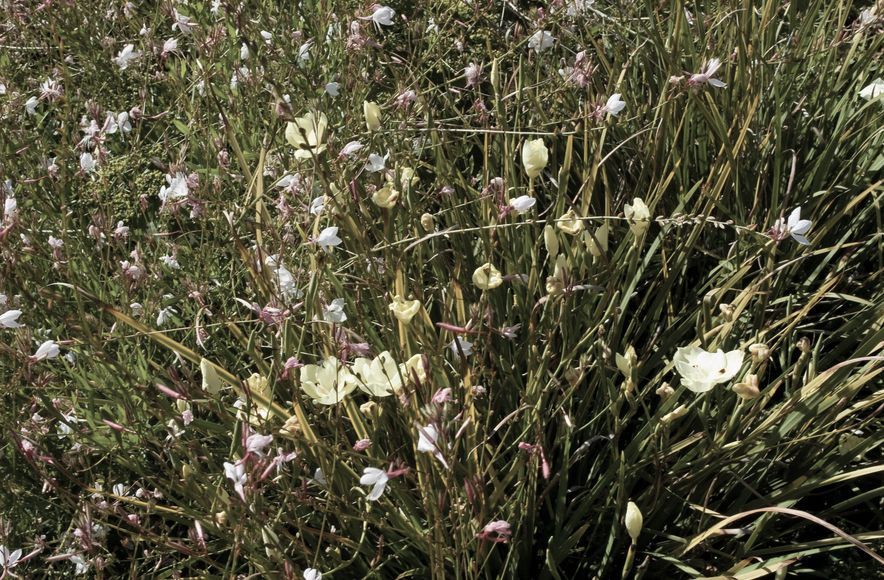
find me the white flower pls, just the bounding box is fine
[625,502,643,541]
[285,111,328,160]
[325,82,340,97]
[162,37,179,56]
[25,96,39,116]
[172,9,194,35]
[367,6,395,27]
[4,196,17,221]
[363,101,382,131]
[156,306,177,326]
[521,138,548,179]
[339,140,364,158]
[130,302,143,316]
[117,111,132,133]
[223,461,247,501]
[416,423,448,467]
[265,255,303,300]
[245,433,273,456]
[304,568,323,580]
[365,153,387,173]
[0,309,23,328]
[673,345,744,393]
[298,40,312,63]
[80,152,96,173]
[314,226,342,251]
[624,197,650,237]
[299,356,357,405]
[240,42,249,60]
[159,172,189,203]
[70,554,89,575]
[527,30,555,54]
[114,44,141,70]
[602,93,626,116]
[0,545,22,569]
[688,58,727,88]
[32,339,60,361]
[322,298,347,323]
[859,78,884,101]
[449,337,473,356]
[160,255,180,269]
[308,195,326,215]
[360,467,389,501]
[773,206,812,245]
[509,195,536,214]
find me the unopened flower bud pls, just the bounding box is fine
[420,212,434,232]
[797,337,812,353]
[656,382,674,399]
[661,404,688,424]
[748,343,770,363]
[732,374,760,400]
[543,225,559,257]
[719,303,735,321]
[625,501,643,541]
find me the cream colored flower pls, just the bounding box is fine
[732,374,760,400]
[285,112,328,160]
[472,262,503,290]
[859,78,884,100]
[371,184,400,208]
[544,225,559,257]
[200,358,222,395]
[521,138,548,178]
[299,356,356,404]
[584,223,609,257]
[557,209,584,235]
[625,502,643,541]
[420,213,434,232]
[244,372,273,419]
[615,346,637,377]
[673,345,744,393]
[353,351,426,397]
[389,295,421,323]
[363,100,382,131]
[624,197,650,237]
[398,166,418,192]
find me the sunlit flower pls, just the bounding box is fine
[389,295,421,323]
[624,197,650,237]
[732,373,761,400]
[472,262,503,290]
[449,337,473,357]
[521,138,548,179]
[201,358,222,394]
[673,345,744,393]
[223,461,247,501]
[25,96,39,116]
[365,5,395,27]
[325,81,340,97]
[557,209,584,235]
[476,520,512,543]
[265,255,303,301]
[602,93,626,116]
[859,78,884,100]
[509,195,536,214]
[416,423,447,466]
[352,351,410,397]
[0,309,23,328]
[371,183,399,208]
[365,152,387,173]
[360,467,389,501]
[285,112,328,160]
[31,339,60,361]
[245,433,274,456]
[159,172,189,203]
[363,100,382,131]
[464,62,483,88]
[771,206,812,245]
[114,44,141,70]
[584,223,609,257]
[299,356,356,405]
[240,42,249,60]
[79,152,96,173]
[314,226,342,250]
[322,298,347,323]
[304,568,323,580]
[625,502,643,541]
[527,30,555,54]
[688,58,727,88]
[0,545,22,570]
[172,9,195,35]
[156,306,177,327]
[339,140,364,158]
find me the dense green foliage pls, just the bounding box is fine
[1,0,882,578]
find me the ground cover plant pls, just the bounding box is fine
[1,0,883,578]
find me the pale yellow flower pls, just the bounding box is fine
[389,295,421,323]
[624,197,650,237]
[299,357,356,405]
[472,262,503,290]
[372,184,400,208]
[521,138,548,178]
[285,112,328,160]
[363,100,382,131]
[557,209,584,235]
